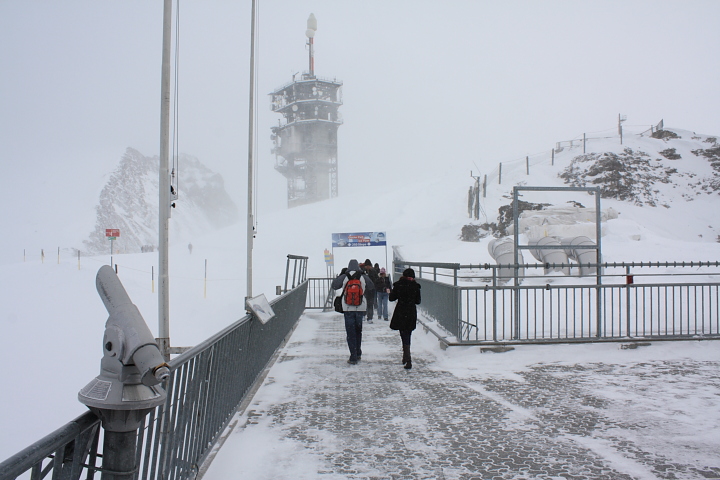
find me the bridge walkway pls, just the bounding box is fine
[202,310,720,480]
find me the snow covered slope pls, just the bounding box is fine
[457,127,720,266]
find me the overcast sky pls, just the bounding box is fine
[1,0,719,256]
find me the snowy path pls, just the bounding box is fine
[202,311,720,480]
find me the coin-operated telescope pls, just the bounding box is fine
[79,265,169,429]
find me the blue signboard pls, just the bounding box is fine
[332,232,386,248]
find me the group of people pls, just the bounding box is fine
[354,259,391,323]
[331,259,421,369]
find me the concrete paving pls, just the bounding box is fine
[206,310,720,480]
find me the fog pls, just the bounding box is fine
[1,1,719,263]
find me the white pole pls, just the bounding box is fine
[246,0,257,303]
[307,14,317,76]
[158,0,173,360]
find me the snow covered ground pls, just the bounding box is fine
[200,311,720,479]
[1,128,720,472]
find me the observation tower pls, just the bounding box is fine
[270,14,343,208]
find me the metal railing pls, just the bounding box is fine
[1,259,309,480]
[306,277,335,311]
[282,255,309,293]
[394,260,720,344]
[482,120,666,187]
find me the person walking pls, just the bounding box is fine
[373,263,381,311]
[362,259,379,322]
[375,267,392,321]
[389,268,421,369]
[332,259,375,364]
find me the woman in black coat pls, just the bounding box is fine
[389,268,421,369]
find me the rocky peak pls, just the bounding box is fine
[83,148,239,254]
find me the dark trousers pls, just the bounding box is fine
[400,329,412,346]
[366,292,376,319]
[343,311,365,358]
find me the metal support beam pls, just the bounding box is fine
[158,0,172,360]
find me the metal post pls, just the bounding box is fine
[158,0,173,361]
[551,148,554,166]
[292,258,299,289]
[101,431,137,480]
[246,0,257,303]
[384,244,389,274]
[626,265,632,336]
[284,256,291,294]
[512,187,520,339]
[595,187,603,337]
[498,163,502,184]
[482,174,487,198]
[583,133,586,154]
[492,267,498,342]
[526,156,529,175]
[595,187,602,268]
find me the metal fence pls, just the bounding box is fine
[305,277,335,310]
[481,120,666,188]
[394,260,720,344]
[1,259,308,480]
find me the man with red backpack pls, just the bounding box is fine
[331,259,376,364]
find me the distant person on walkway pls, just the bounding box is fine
[362,259,379,322]
[188,243,193,254]
[332,259,376,364]
[373,263,381,311]
[389,268,421,370]
[375,267,392,321]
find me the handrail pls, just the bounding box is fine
[1,271,310,480]
[395,258,720,345]
[0,411,101,480]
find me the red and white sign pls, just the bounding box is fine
[105,229,120,238]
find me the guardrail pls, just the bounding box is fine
[394,260,720,344]
[1,257,309,480]
[306,277,334,311]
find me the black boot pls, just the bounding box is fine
[402,344,411,369]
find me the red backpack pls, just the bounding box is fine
[344,272,364,306]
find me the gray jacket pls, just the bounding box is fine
[331,260,376,312]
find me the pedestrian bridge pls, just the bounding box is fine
[2,255,719,479]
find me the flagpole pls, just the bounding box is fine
[158,0,172,360]
[246,0,257,303]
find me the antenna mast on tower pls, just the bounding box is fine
[270,14,343,208]
[307,13,316,76]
